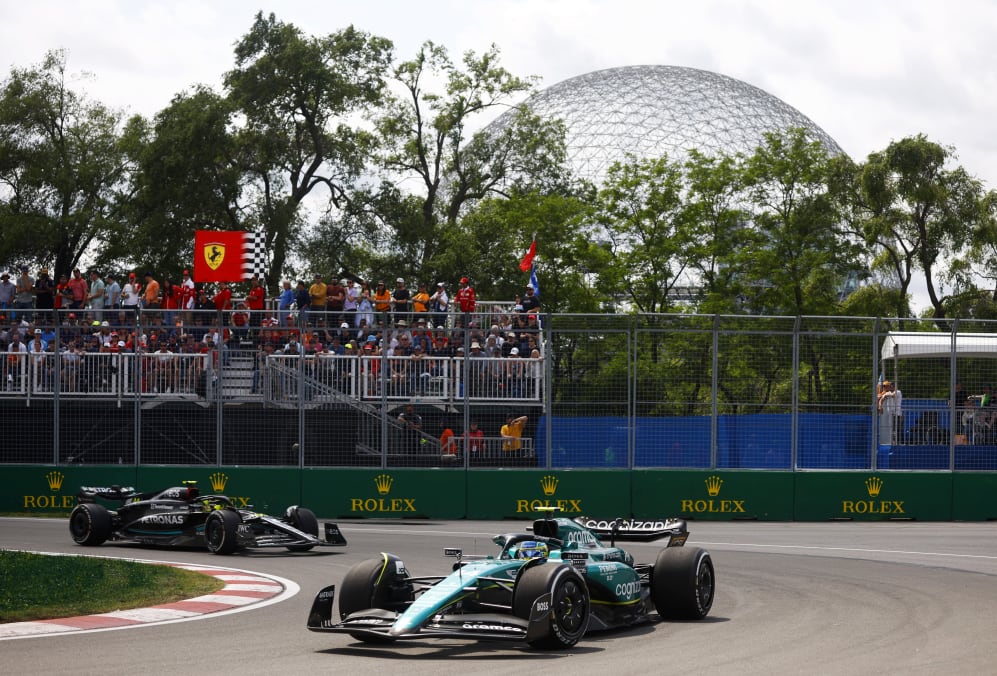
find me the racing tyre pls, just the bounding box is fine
[69,503,112,546]
[338,555,414,642]
[204,509,241,554]
[285,506,319,551]
[513,563,590,649]
[651,546,715,620]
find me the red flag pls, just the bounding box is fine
[193,230,265,283]
[519,239,536,272]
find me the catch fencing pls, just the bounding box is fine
[2,309,997,471]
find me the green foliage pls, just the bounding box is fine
[0,550,222,622]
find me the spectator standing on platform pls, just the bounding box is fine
[309,274,327,325]
[121,273,141,311]
[344,278,359,321]
[412,283,430,316]
[143,272,161,309]
[87,270,106,321]
[391,278,410,322]
[373,281,391,325]
[246,276,266,329]
[213,281,233,315]
[14,266,34,322]
[34,269,56,322]
[877,381,903,445]
[0,272,15,318]
[180,270,196,322]
[439,421,456,456]
[501,414,528,454]
[398,403,423,454]
[326,277,345,324]
[277,280,295,324]
[429,282,448,328]
[356,281,374,328]
[293,280,310,326]
[67,268,88,310]
[464,420,484,455]
[456,277,476,331]
[105,273,121,310]
[520,284,540,313]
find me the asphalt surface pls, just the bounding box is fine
[2,517,996,675]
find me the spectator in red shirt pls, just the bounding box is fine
[213,282,233,316]
[455,277,476,313]
[246,277,266,328]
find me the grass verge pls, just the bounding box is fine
[0,550,224,623]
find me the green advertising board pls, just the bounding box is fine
[301,467,467,519]
[465,470,631,519]
[951,473,997,520]
[2,465,139,513]
[632,470,794,521]
[136,466,301,515]
[794,472,953,521]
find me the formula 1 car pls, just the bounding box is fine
[69,481,347,554]
[306,508,714,649]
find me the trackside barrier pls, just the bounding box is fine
[1,465,993,521]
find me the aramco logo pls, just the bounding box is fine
[842,476,904,515]
[515,474,582,513]
[23,470,74,509]
[350,473,416,513]
[679,475,746,514]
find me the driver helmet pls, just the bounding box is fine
[515,540,549,559]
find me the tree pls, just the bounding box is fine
[592,155,695,315]
[223,12,392,289]
[859,135,986,320]
[738,128,861,316]
[0,50,128,276]
[372,41,569,278]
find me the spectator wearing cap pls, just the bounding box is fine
[121,272,141,310]
[0,272,15,319]
[521,284,540,313]
[14,266,34,323]
[455,276,476,316]
[411,282,431,315]
[246,276,266,329]
[429,281,449,328]
[87,270,106,321]
[105,273,121,310]
[390,277,410,323]
[373,281,391,325]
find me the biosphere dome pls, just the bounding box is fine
[490,65,845,185]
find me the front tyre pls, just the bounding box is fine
[204,509,241,554]
[513,563,590,649]
[69,503,112,546]
[338,554,414,642]
[285,506,319,551]
[651,546,715,620]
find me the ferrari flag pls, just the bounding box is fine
[193,230,267,283]
[519,238,537,272]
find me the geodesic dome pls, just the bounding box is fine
[490,65,845,185]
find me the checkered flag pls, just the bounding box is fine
[242,232,267,280]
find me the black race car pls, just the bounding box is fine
[69,481,346,554]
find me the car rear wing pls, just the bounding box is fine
[77,485,137,503]
[571,516,689,545]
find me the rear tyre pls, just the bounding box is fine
[69,503,112,546]
[285,506,319,551]
[513,563,590,649]
[204,509,241,554]
[651,546,715,620]
[338,554,414,642]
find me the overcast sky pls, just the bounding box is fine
[2,0,996,190]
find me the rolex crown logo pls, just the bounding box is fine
[46,471,65,491]
[540,475,558,497]
[209,472,228,492]
[865,476,883,497]
[374,473,394,496]
[704,475,723,497]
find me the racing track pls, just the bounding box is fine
[2,517,996,675]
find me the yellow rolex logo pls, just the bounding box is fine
[203,243,226,271]
[540,475,558,496]
[705,475,723,497]
[209,472,228,492]
[374,474,394,496]
[865,476,883,498]
[46,471,65,491]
